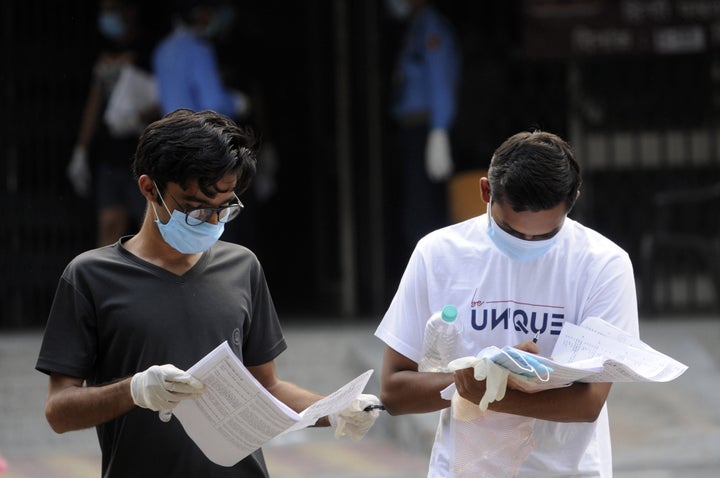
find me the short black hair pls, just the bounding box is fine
[132,109,257,199]
[174,0,222,24]
[488,130,581,213]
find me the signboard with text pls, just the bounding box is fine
[523,0,720,58]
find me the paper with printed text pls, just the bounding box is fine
[173,341,373,466]
[506,317,687,392]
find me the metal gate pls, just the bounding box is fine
[1,1,97,327]
[565,55,720,315]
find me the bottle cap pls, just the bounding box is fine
[441,304,458,323]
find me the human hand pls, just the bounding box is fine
[453,367,486,405]
[452,356,510,411]
[130,364,205,422]
[329,393,382,441]
[232,90,251,119]
[425,128,453,181]
[513,340,539,354]
[67,146,91,197]
[254,142,278,202]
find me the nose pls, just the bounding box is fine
[206,210,221,225]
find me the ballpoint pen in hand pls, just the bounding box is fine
[532,332,539,344]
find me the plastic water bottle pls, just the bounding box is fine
[418,304,460,373]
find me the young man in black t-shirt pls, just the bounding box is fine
[37,109,380,477]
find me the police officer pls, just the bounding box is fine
[388,0,461,267]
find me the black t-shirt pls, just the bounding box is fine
[36,238,287,477]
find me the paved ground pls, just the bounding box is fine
[1,316,718,477]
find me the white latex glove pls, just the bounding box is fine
[67,146,91,197]
[473,357,510,411]
[329,393,382,441]
[254,142,279,202]
[130,364,205,422]
[425,128,453,182]
[449,355,510,412]
[232,90,251,119]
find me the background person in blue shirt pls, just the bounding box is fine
[387,0,461,273]
[152,0,250,119]
[154,0,257,247]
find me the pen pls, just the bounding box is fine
[532,332,539,343]
[363,404,386,412]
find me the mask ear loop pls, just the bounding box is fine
[531,363,551,382]
[499,349,552,382]
[150,202,161,221]
[152,181,172,212]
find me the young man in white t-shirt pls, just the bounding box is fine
[376,130,639,477]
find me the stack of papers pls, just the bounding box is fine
[500,317,688,392]
[172,341,374,466]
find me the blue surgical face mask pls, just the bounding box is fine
[486,202,559,262]
[152,195,224,254]
[98,11,126,41]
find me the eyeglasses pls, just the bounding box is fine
[167,192,244,226]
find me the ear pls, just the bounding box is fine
[137,174,157,203]
[480,177,491,204]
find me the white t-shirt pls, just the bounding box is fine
[375,214,639,477]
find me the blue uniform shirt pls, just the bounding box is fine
[392,6,460,130]
[153,27,236,117]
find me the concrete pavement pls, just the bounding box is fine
[1,316,719,477]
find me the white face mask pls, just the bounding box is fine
[486,201,559,262]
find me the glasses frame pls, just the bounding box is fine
[167,192,244,226]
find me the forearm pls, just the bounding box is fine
[381,370,453,416]
[380,346,454,415]
[488,382,611,423]
[265,379,329,426]
[45,376,136,433]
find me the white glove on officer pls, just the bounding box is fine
[232,90,251,119]
[329,393,382,441]
[425,128,454,182]
[67,145,91,197]
[130,364,205,422]
[254,142,279,202]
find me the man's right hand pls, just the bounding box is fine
[130,364,205,422]
[513,340,539,354]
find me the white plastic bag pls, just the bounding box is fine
[104,65,157,136]
[451,409,535,478]
[448,348,537,477]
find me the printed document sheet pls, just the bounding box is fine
[505,316,688,392]
[172,341,373,466]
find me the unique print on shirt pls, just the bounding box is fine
[469,288,565,337]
